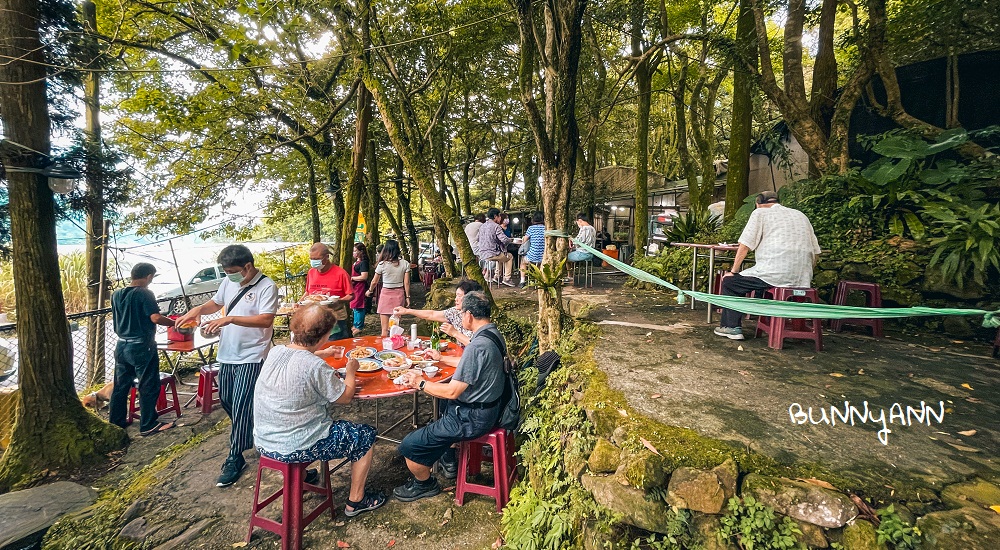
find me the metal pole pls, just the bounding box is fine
[91,219,111,384]
[707,248,716,323]
[168,239,191,310]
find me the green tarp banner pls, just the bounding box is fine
[546,231,999,328]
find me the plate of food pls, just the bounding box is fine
[375,350,406,361]
[356,359,382,373]
[348,346,377,360]
[319,296,340,305]
[407,353,438,366]
[299,294,329,305]
[382,357,410,372]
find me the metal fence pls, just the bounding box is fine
[0,290,219,449]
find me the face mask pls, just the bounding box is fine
[310,259,324,269]
[227,271,245,283]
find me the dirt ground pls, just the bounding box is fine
[553,272,1000,503]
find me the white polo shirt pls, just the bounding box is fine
[211,272,279,364]
[738,204,821,288]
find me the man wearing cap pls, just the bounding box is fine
[714,191,821,340]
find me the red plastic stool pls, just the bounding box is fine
[128,372,182,425]
[455,428,517,512]
[754,287,824,351]
[196,364,221,414]
[247,457,334,550]
[830,281,884,337]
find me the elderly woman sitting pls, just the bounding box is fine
[253,304,386,517]
[393,279,482,347]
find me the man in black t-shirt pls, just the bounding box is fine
[109,263,177,436]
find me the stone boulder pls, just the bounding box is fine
[712,458,738,502]
[666,467,726,514]
[0,481,98,548]
[587,438,621,474]
[841,519,886,550]
[691,513,738,550]
[581,474,673,534]
[614,450,667,491]
[941,478,1000,511]
[741,474,858,528]
[793,519,829,548]
[916,506,1000,549]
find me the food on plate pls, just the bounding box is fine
[375,350,405,361]
[276,305,294,315]
[348,347,376,359]
[301,294,329,303]
[356,359,381,373]
[382,357,407,368]
[177,320,198,329]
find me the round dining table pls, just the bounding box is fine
[320,335,463,444]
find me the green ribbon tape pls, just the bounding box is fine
[546,230,999,328]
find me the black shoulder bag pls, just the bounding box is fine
[478,329,522,431]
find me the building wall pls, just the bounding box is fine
[748,133,809,196]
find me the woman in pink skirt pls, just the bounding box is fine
[366,240,411,337]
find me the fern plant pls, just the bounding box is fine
[664,209,721,244]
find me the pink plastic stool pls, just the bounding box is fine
[247,457,334,550]
[455,428,517,512]
[755,287,824,351]
[196,364,221,414]
[127,372,181,424]
[830,281,884,337]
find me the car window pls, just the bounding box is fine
[192,267,217,282]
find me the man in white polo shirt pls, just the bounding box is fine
[177,244,279,486]
[715,191,821,340]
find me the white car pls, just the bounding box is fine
[153,265,225,313]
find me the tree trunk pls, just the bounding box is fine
[394,159,420,264]
[725,0,756,218]
[340,83,373,268]
[672,61,701,210]
[82,0,106,384]
[631,0,650,251]
[362,138,381,258]
[378,195,409,260]
[307,157,321,243]
[0,0,126,491]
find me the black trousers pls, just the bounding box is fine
[109,340,160,432]
[719,274,773,328]
[399,401,499,467]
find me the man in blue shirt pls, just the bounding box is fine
[109,263,176,436]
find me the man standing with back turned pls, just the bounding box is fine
[715,191,820,340]
[177,244,279,486]
[109,262,177,436]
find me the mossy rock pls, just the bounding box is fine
[584,405,621,436]
[917,506,1000,549]
[615,450,667,491]
[841,519,885,550]
[666,467,725,514]
[741,474,857,528]
[587,438,621,474]
[691,513,738,550]
[941,479,1000,511]
[793,519,829,548]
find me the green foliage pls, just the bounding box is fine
[0,252,121,317]
[629,246,703,291]
[876,504,921,550]
[628,509,702,550]
[718,496,805,550]
[252,244,309,299]
[925,202,1000,288]
[525,260,567,300]
[664,209,722,244]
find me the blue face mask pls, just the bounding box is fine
[226,271,245,283]
[310,259,324,269]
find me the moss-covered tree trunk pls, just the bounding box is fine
[362,138,381,258]
[631,0,650,252]
[725,0,756,218]
[340,83,372,268]
[0,0,127,492]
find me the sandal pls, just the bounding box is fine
[139,421,176,437]
[344,490,387,517]
[351,327,361,337]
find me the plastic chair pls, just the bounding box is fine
[830,281,884,337]
[195,364,221,414]
[572,259,594,288]
[247,457,334,550]
[455,428,517,512]
[754,287,824,351]
[128,372,181,425]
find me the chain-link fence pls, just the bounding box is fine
[0,290,219,451]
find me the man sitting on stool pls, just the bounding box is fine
[715,191,821,341]
[392,291,506,502]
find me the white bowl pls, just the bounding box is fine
[423,365,440,377]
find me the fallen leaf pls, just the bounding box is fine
[639,437,662,456]
[803,356,814,360]
[798,478,838,490]
[951,340,965,344]
[387,541,396,548]
[858,369,865,375]
[929,347,943,352]
[947,443,981,453]
[650,394,662,399]
[961,383,975,391]
[443,508,453,520]
[232,544,247,548]
[337,542,351,549]
[675,353,682,358]
[492,537,504,549]
[645,331,652,337]
[958,429,977,437]
[737,345,744,351]
[966,397,981,404]
[335,521,346,527]
[990,505,1000,515]
[829,373,845,378]
[440,519,450,527]
[617,409,629,417]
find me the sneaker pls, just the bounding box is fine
[393,476,442,502]
[304,468,319,486]
[438,457,458,480]
[216,456,247,487]
[500,279,515,287]
[714,326,745,340]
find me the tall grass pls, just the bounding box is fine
[0,252,112,320]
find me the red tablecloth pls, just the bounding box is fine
[321,335,461,399]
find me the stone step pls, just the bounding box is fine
[0,481,97,549]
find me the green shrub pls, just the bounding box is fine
[876,504,921,550]
[718,495,804,549]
